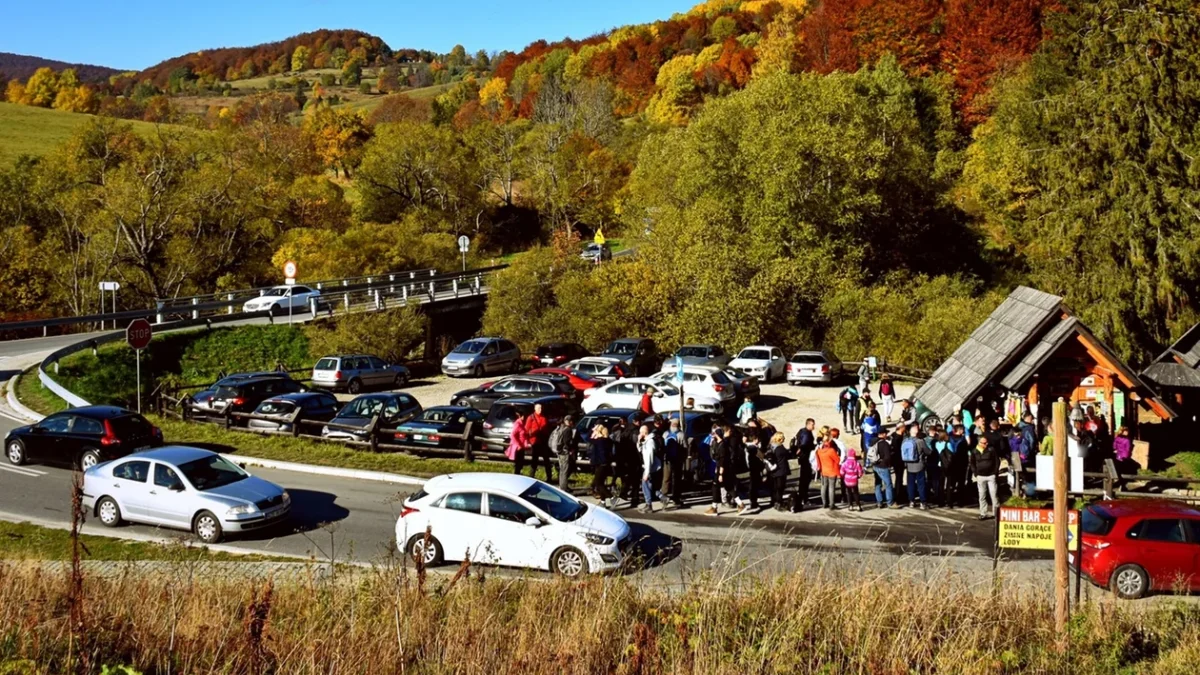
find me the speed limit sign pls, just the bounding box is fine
[283,260,297,279]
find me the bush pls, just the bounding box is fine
[178,325,309,381]
[304,306,426,364]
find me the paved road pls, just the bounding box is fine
[0,331,1041,588]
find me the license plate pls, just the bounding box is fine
[413,434,426,441]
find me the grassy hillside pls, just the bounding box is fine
[0,102,166,165]
[339,82,454,112]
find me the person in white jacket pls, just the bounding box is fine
[637,424,658,513]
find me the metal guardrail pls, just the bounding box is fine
[0,266,505,337]
[34,267,505,410]
[154,268,437,309]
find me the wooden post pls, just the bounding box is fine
[462,420,475,462]
[1053,401,1069,647]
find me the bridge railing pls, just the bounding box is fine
[153,268,437,312]
[0,266,506,338]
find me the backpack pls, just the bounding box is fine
[900,437,917,463]
[866,440,880,465]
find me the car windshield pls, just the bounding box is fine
[738,349,770,361]
[520,483,586,522]
[341,397,386,418]
[256,400,295,415]
[606,341,638,355]
[261,288,288,297]
[178,455,247,491]
[314,358,337,370]
[109,414,153,437]
[655,383,681,397]
[677,346,709,358]
[790,353,827,364]
[453,340,487,355]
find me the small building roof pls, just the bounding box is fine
[1143,323,1200,390]
[915,286,1173,420]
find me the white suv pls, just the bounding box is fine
[729,346,787,383]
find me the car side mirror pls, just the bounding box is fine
[31,426,45,434]
[524,516,543,528]
[169,483,184,492]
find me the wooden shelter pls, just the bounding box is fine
[914,287,1173,429]
[1142,323,1200,422]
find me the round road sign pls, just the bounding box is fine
[126,319,153,351]
[457,235,470,253]
[284,260,297,279]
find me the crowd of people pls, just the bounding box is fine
[501,378,1132,519]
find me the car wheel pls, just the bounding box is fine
[269,303,283,316]
[1111,564,1149,599]
[194,510,224,544]
[551,546,589,578]
[6,439,26,466]
[79,449,102,472]
[97,497,122,527]
[347,378,362,395]
[407,534,444,566]
[394,373,408,388]
[472,365,484,378]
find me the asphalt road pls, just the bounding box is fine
[0,330,1042,588]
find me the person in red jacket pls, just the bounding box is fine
[639,389,654,415]
[520,403,553,482]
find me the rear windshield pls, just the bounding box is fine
[109,414,153,437]
[739,349,770,361]
[790,354,827,364]
[677,346,709,358]
[712,371,731,384]
[490,405,530,423]
[453,340,487,354]
[537,345,568,357]
[256,401,296,415]
[605,341,638,355]
[1082,506,1116,536]
[314,358,337,370]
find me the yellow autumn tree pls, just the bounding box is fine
[4,80,25,104]
[752,8,802,79]
[23,67,59,107]
[478,76,508,111]
[304,105,372,178]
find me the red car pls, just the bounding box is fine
[528,367,601,392]
[1079,499,1200,599]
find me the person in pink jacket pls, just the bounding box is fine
[840,448,866,512]
[506,411,530,472]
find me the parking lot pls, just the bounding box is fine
[331,371,918,437]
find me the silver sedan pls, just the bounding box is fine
[81,446,290,544]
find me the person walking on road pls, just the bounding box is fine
[705,425,733,516]
[739,427,764,514]
[662,419,685,509]
[971,435,1001,520]
[816,441,841,510]
[901,425,929,510]
[857,359,871,395]
[589,424,614,507]
[879,375,896,422]
[892,424,908,504]
[637,424,658,513]
[869,428,897,508]
[944,424,970,507]
[838,386,861,433]
[926,427,946,506]
[860,403,881,456]
[549,415,577,491]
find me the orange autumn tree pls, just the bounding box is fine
[942,0,1049,124]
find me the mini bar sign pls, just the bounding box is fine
[998,507,1079,550]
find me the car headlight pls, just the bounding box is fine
[227,504,257,516]
[583,533,614,546]
[281,491,290,505]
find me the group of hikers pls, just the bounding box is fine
[505,380,1131,518]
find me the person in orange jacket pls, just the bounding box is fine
[815,441,841,510]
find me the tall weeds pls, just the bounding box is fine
[0,554,1197,673]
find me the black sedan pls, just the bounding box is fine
[392,406,486,449]
[246,392,341,433]
[321,393,422,443]
[451,375,577,412]
[5,406,163,471]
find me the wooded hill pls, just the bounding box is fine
[0,52,118,83]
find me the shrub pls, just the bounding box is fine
[178,325,309,381]
[304,306,426,364]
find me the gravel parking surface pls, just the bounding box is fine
[335,373,918,437]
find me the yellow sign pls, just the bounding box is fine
[593,229,606,245]
[998,507,1079,550]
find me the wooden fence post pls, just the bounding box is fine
[462,421,475,462]
[291,408,302,438]
[368,415,380,452]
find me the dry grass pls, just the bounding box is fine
[1,553,1198,674]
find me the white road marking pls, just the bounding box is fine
[0,409,28,423]
[0,464,47,477]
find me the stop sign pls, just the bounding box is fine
[126,319,153,351]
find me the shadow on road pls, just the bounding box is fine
[625,521,683,572]
[277,488,350,536]
[755,394,791,413]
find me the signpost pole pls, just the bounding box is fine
[136,349,141,413]
[1053,401,1069,646]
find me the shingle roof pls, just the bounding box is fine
[1149,323,1200,370]
[1000,317,1079,390]
[1142,362,1200,388]
[914,287,1062,418]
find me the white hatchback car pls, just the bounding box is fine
[651,365,737,408]
[396,473,631,577]
[729,346,788,383]
[580,378,722,414]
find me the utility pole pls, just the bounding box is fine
[1053,400,1069,648]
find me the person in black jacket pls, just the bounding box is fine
[970,435,1001,520]
[870,428,897,508]
[705,424,734,516]
[740,425,764,513]
[791,419,816,511]
[767,432,791,511]
[589,424,615,507]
